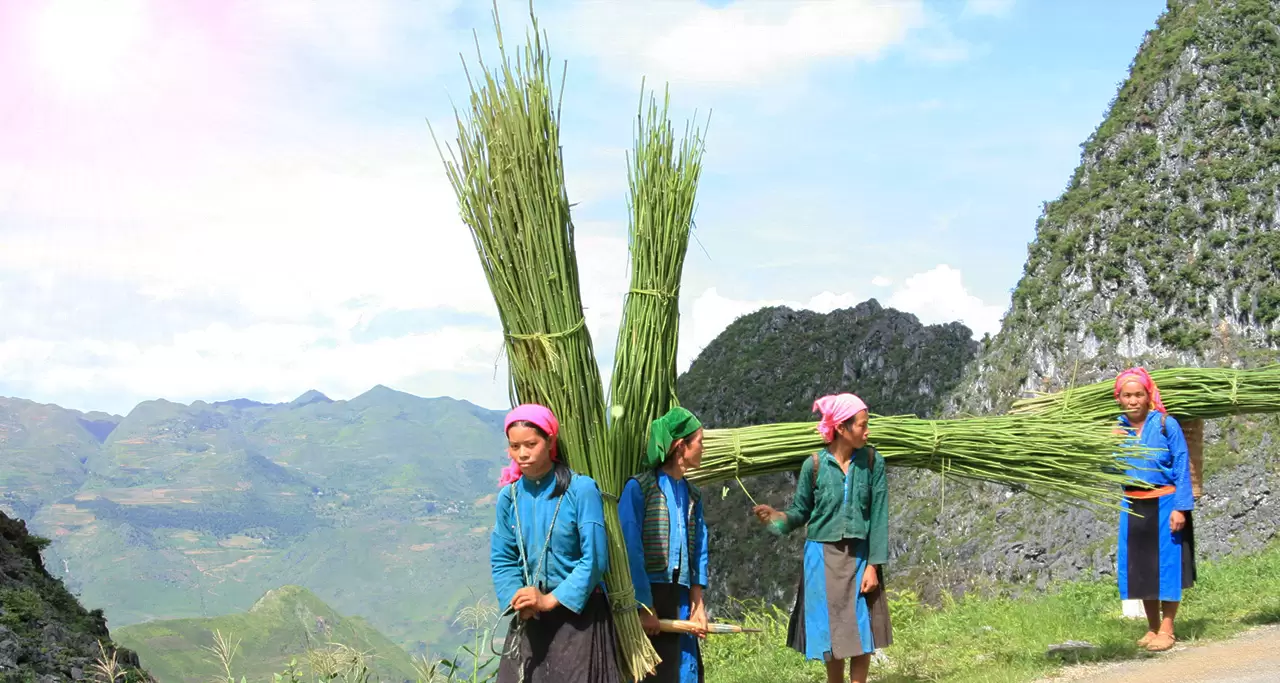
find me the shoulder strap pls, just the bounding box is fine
[866,447,876,513]
[635,469,655,490]
[811,451,820,489]
[1161,413,1168,438]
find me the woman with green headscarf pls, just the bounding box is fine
[619,406,709,683]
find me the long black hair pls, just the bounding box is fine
[507,420,572,498]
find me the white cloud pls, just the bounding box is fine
[886,265,1004,337]
[964,0,1017,18]
[562,0,926,87]
[871,276,893,288]
[0,131,497,319]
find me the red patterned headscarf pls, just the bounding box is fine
[1114,367,1168,415]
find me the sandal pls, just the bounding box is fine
[1145,631,1176,652]
[1136,631,1157,647]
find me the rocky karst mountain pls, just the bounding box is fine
[679,301,977,427]
[957,0,1280,412]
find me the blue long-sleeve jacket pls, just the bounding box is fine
[619,473,709,609]
[490,473,609,614]
[1119,411,1195,511]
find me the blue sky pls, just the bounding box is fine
[0,0,1166,415]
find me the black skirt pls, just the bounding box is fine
[1118,493,1196,602]
[497,591,622,683]
[644,583,704,683]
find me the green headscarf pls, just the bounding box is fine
[644,406,703,469]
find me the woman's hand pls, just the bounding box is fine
[860,565,880,595]
[688,605,709,639]
[639,609,661,636]
[512,587,538,612]
[752,504,783,525]
[511,587,559,618]
[689,586,708,639]
[1170,510,1187,533]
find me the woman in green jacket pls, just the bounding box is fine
[753,393,891,683]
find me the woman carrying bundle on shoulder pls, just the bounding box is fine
[489,404,621,683]
[620,406,710,683]
[1114,368,1196,653]
[752,393,892,683]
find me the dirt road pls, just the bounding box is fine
[1048,625,1280,682]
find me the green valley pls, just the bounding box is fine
[1,387,506,659]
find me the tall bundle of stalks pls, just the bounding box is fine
[689,414,1144,508]
[432,8,658,679]
[606,85,707,481]
[1011,365,1280,421]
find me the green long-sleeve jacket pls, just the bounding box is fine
[770,447,889,566]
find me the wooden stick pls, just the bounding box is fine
[658,619,762,635]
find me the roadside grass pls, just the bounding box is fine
[704,540,1280,683]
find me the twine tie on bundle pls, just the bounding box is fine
[506,319,587,369]
[628,288,676,300]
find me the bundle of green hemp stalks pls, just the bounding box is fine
[1010,365,1280,421]
[690,413,1146,508]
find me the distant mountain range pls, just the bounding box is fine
[0,386,506,657]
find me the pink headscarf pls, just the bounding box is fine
[498,404,560,487]
[813,393,869,443]
[1114,367,1168,415]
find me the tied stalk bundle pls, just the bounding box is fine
[1012,365,1280,422]
[432,7,658,679]
[606,85,707,482]
[689,414,1145,508]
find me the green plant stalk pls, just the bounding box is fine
[431,5,657,678]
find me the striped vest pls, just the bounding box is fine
[633,470,701,576]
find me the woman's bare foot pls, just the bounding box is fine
[1146,631,1176,652]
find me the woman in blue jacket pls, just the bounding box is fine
[1113,368,1196,653]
